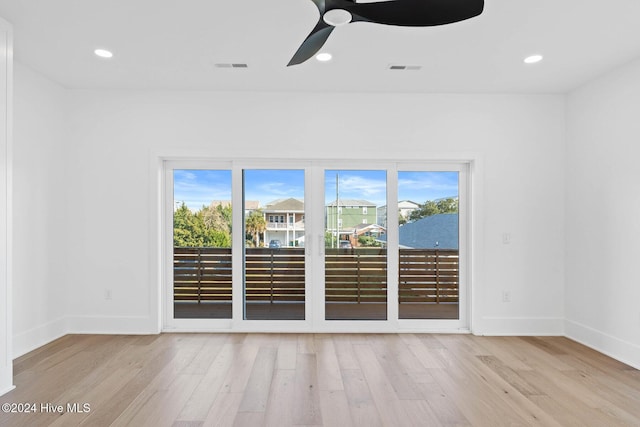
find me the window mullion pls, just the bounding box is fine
[387,168,400,324]
[231,165,244,323]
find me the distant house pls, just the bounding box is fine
[377,200,420,228]
[377,213,458,249]
[326,199,377,232]
[245,200,260,210]
[210,199,260,214]
[331,223,387,247]
[399,200,421,220]
[263,198,305,247]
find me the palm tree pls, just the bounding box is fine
[245,210,266,247]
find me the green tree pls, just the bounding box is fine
[436,198,458,214]
[358,235,381,247]
[407,198,458,223]
[202,203,232,235]
[174,203,207,247]
[325,231,335,248]
[408,200,439,222]
[174,202,232,248]
[205,229,231,247]
[245,210,266,247]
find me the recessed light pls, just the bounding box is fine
[316,52,332,62]
[524,54,543,64]
[94,49,113,58]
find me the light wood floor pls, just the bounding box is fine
[1,334,639,426]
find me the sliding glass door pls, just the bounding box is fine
[324,170,387,320]
[243,169,305,320]
[164,161,468,331]
[397,171,460,320]
[172,169,233,319]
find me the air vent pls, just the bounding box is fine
[214,63,248,68]
[389,65,422,71]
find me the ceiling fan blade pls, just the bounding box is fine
[288,20,335,66]
[347,0,484,27]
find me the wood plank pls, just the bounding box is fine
[237,346,277,413]
[398,333,447,370]
[231,411,265,427]
[351,343,415,426]
[297,334,316,354]
[366,335,425,400]
[275,335,298,370]
[476,355,543,397]
[219,338,261,393]
[332,335,360,370]
[341,369,384,427]
[202,392,244,427]
[517,369,629,426]
[98,344,203,426]
[315,335,344,391]
[175,342,237,422]
[318,389,353,427]
[263,369,296,427]
[415,380,472,426]
[48,366,141,426]
[111,373,202,427]
[292,353,323,425]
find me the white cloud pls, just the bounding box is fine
[339,175,386,197]
[398,172,458,202]
[173,170,232,211]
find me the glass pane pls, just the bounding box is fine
[325,170,387,320]
[173,170,232,319]
[397,171,459,319]
[244,170,305,320]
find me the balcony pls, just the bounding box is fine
[265,221,305,230]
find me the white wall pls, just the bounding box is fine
[11,63,68,356]
[0,16,13,396]
[566,58,640,368]
[62,90,566,335]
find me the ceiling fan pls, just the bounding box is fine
[288,0,485,66]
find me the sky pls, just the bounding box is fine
[174,169,458,211]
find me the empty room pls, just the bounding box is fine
[1,0,640,426]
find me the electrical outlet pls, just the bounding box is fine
[502,290,511,303]
[502,233,511,244]
[105,289,112,300]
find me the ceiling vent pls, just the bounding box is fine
[389,65,422,71]
[214,63,248,68]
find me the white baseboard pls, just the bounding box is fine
[13,317,68,359]
[66,315,159,335]
[0,384,15,397]
[1,365,15,397]
[474,316,564,336]
[565,319,640,370]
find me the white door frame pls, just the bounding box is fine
[162,159,470,333]
[0,16,14,396]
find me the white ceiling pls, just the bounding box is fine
[1,0,640,93]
